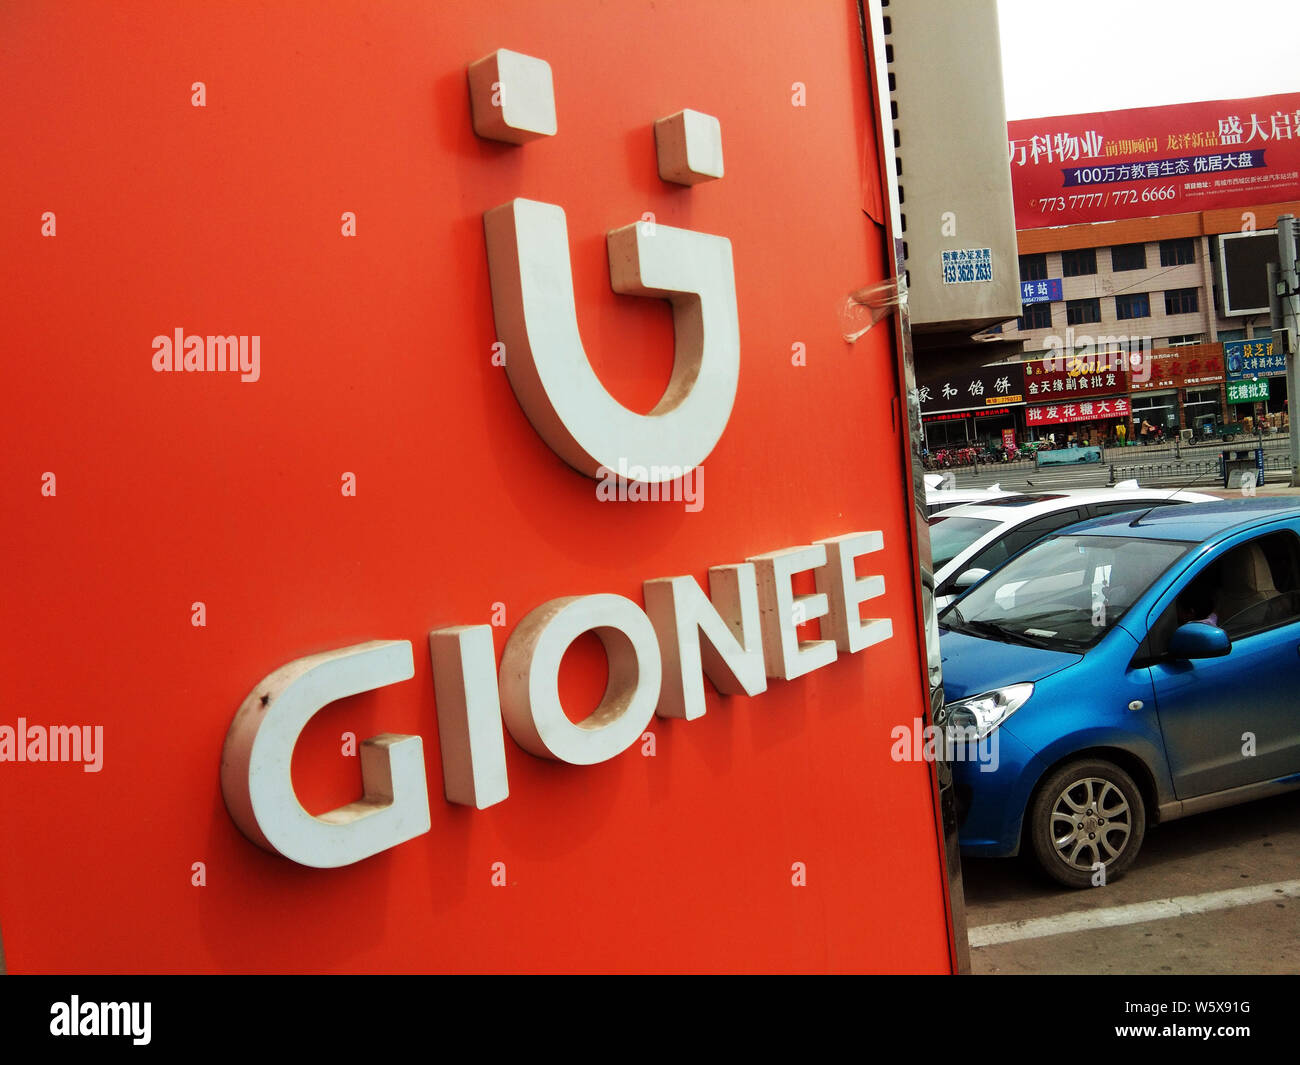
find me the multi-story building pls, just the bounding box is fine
[920,199,1300,449]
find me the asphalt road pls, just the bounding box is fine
[962,790,1300,974]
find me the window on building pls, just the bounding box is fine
[1159,238,1196,266]
[1018,302,1053,330]
[1065,297,1101,325]
[1218,328,1247,342]
[1115,293,1150,320]
[1111,243,1146,271]
[1184,386,1222,430]
[1131,392,1178,430]
[1019,253,1048,282]
[1061,248,1097,277]
[1164,334,1206,345]
[1164,288,1199,315]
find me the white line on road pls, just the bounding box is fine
[968,879,1300,948]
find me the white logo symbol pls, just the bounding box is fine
[472,51,738,483]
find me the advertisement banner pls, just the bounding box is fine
[1008,93,1300,228]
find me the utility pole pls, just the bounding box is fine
[1279,216,1300,486]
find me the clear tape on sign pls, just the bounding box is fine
[840,276,907,343]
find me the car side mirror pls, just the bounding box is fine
[954,568,990,590]
[1168,622,1231,660]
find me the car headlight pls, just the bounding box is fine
[939,683,1034,741]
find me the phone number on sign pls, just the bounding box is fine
[1035,187,1176,212]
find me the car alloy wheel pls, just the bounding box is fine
[1029,759,1146,888]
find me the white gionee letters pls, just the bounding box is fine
[483,198,740,482]
[498,594,662,764]
[814,532,892,653]
[642,565,767,721]
[220,641,430,868]
[750,544,839,680]
[223,534,892,866]
[428,626,510,809]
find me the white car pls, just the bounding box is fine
[928,486,1218,609]
[923,476,1018,517]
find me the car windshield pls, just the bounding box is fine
[939,533,1191,650]
[929,516,999,570]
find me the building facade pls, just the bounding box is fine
[920,199,1300,449]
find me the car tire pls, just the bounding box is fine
[1028,759,1146,889]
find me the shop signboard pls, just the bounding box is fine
[1023,356,1129,400]
[1224,339,1286,380]
[1026,396,1131,426]
[1019,278,1062,304]
[916,364,1026,415]
[1129,347,1226,391]
[1228,378,1271,403]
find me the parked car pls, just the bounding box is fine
[928,486,1217,610]
[937,497,1300,887]
[924,477,1017,518]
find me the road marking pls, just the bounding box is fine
[968,879,1300,948]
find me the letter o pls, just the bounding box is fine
[499,594,662,764]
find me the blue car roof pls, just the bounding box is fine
[1069,496,1300,543]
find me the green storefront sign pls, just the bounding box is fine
[1227,379,1270,404]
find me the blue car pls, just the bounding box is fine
[937,497,1300,887]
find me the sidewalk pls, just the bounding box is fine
[1203,484,1300,498]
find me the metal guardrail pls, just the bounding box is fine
[929,433,1296,489]
[1110,450,1292,487]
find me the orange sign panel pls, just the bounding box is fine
[0,1,953,972]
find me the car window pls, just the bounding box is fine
[1003,510,1083,554]
[936,509,1084,597]
[1088,500,1171,518]
[1147,530,1300,656]
[943,533,1190,650]
[929,515,999,571]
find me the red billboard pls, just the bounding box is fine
[0,0,955,974]
[1009,93,1300,229]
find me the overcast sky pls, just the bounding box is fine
[998,0,1300,120]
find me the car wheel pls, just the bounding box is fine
[1028,759,1146,889]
